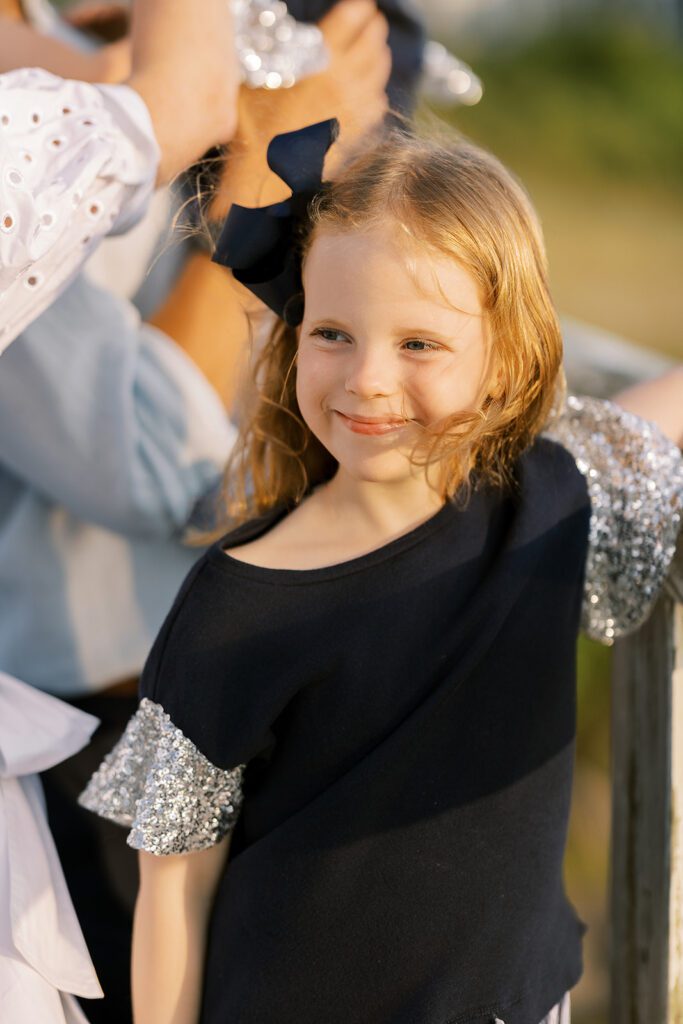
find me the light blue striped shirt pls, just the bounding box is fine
[0,271,235,696]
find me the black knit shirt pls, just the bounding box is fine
[140,438,590,1024]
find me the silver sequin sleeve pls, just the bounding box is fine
[234,0,328,89]
[545,395,683,644]
[78,698,244,856]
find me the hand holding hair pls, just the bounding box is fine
[210,0,391,216]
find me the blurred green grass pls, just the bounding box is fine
[439,23,683,191]
[424,22,683,358]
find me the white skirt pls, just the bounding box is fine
[542,992,571,1023]
[0,672,102,1023]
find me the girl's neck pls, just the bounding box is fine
[314,469,444,544]
[222,469,446,572]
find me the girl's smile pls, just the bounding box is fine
[297,223,489,489]
[333,410,409,436]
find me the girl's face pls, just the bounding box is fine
[296,224,489,487]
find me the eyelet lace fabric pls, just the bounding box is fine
[79,698,244,855]
[545,396,683,644]
[0,69,159,354]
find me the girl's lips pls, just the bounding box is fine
[334,411,407,436]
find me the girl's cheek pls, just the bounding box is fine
[298,351,336,396]
[413,360,458,397]
[296,357,327,423]
[413,371,476,422]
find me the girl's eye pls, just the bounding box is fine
[311,327,350,343]
[404,339,439,352]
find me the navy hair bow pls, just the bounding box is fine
[212,118,340,327]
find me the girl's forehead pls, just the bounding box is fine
[303,225,483,319]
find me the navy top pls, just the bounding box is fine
[140,439,588,1024]
[82,401,683,1024]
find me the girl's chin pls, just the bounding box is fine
[331,455,418,486]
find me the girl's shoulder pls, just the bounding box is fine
[221,503,307,570]
[138,510,288,711]
[217,506,290,552]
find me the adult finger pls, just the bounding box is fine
[340,25,390,103]
[318,0,379,55]
[343,11,390,75]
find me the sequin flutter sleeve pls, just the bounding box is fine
[79,698,244,855]
[545,396,683,644]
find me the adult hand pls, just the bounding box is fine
[127,0,239,185]
[211,0,391,214]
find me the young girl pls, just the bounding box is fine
[81,120,683,1024]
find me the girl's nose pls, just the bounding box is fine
[344,349,396,398]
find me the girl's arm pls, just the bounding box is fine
[614,366,683,448]
[133,836,232,1024]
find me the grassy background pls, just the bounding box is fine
[428,22,683,358]
[429,21,683,1022]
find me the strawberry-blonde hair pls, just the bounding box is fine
[219,127,563,524]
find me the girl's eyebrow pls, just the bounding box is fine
[306,317,352,331]
[394,327,454,342]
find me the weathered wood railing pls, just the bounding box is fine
[611,532,683,1022]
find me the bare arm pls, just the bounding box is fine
[613,366,683,449]
[133,836,232,1024]
[127,0,238,186]
[148,0,391,408]
[0,18,130,82]
[148,252,253,412]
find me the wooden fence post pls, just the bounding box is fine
[610,537,683,1022]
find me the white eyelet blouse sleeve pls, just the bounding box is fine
[0,67,159,354]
